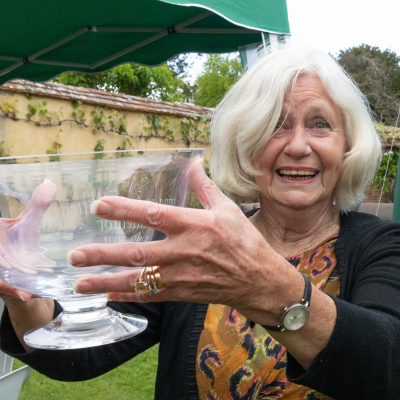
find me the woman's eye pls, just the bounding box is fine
[314,120,329,129]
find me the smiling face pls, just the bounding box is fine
[253,74,346,211]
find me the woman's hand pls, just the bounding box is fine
[0,179,57,275]
[0,180,57,352]
[71,159,304,325]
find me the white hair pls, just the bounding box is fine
[210,46,382,211]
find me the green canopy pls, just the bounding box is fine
[0,0,290,85]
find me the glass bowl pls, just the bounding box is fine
[0,148,204,349]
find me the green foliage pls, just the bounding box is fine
[71,100,82,109]
[15,344,158,400]
[54,63,182,102]
[194,54,242,107]
[180,115,205,144]
[373,147,399,195]
[108,109,127,133]
[0,96,19,117]
[168,53,201,101]
[141,112,209,145]
[46,130,62,162]
[0,141,10,157]
[92,107,106,129]
[94,139,107,159]
[336,44,400,124]
[116,138,134,157]
[26,100,61,122]
[146,114,161,130]
[162,115,175,141]
[204,159,210,177]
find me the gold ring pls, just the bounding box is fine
[134,266,163,295]
[153,267,163,289]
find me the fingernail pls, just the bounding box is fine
[73,280,93,294]
[67,250,86,266]
[90,200,110,215]
[17,291,29,301]
[191,157,204,171]
[106,292,119,301]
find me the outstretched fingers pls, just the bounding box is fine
[67,240,180,269]
[74,269,173,301]
[91,197,194,235]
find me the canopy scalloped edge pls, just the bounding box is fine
[159,0,291,34]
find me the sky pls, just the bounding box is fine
[288,0,400,56]
[188,0,400,81]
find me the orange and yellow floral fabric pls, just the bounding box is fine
[196,236,339,400]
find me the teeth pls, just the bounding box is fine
[282,176,312,180]
[278,169,317,176]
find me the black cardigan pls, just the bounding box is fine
[1,211,400,400]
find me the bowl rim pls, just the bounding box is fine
[0,148,206,161]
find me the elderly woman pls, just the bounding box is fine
[1,47,400,400]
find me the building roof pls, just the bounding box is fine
[0,80,212,119]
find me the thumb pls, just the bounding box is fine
[188,157,229,210]
[23,179,57,220]
[8,179,57,248]
[30,179,57,211]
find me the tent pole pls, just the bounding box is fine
[91,10,212,70]
[0,27,89,78]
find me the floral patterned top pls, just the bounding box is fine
[196,236,339,400]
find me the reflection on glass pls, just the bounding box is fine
[0,149,205,349]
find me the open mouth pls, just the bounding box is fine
[277,169,319,181]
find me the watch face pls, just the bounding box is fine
[283,305,309,331]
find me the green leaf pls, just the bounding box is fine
[71,100,82,109]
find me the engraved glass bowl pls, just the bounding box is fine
[0,149,204,349]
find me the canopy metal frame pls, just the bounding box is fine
[0,10,262,78]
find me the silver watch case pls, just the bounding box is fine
[281,301,310,331]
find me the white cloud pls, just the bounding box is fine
[287,0,400,56]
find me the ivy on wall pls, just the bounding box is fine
[0,94,210,156]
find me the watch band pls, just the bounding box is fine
[261,273,312,332]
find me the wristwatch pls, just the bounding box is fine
[262,273,312,332]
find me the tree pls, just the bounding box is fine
[168,54,195,79]
[54,63,182,102]
[168,53,202,102]
[336,44,400,125]
[194,54,242,107]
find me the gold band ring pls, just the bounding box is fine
[135,266,163,295]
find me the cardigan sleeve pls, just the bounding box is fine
[0,300,164,381]
[286,215,400,400]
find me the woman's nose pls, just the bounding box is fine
[283,126,312,159]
